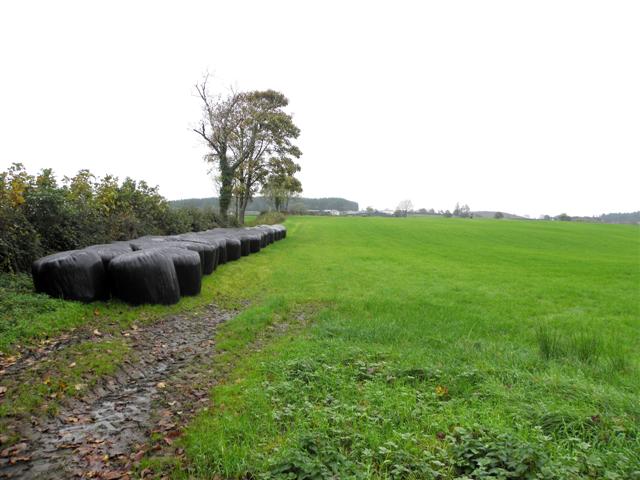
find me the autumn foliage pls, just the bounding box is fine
[0,164,218,272]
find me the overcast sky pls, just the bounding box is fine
[1,1,638,217]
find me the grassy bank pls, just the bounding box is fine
[177,216,639,478]
[0,240,277,427]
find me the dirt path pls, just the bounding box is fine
[0,305,232,479]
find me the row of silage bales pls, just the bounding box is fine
[130,239,218,274]
[31,225,287,305]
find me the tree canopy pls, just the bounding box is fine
[193,77,302,224]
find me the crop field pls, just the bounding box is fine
[176,216,639,478]
[1,216,638,478]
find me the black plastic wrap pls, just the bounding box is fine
[32,250,109,302]
[108,250,181,305]
[149,247,202,296]
[84,243,133,269]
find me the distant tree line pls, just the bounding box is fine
[541,212,640,224]
[0,164,218,273]
[170,196,359,213]
[595,211,639,224]
[392,201,474,218]
[193,76,302,225]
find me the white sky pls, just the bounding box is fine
[1,1,638,217]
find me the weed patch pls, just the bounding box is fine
[535,326,629,372]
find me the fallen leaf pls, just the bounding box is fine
[9,455,31,464]
[1,442,28,457]
[0,386,7,395]
[435,385,449,397]
[3,356,18,366]
[156,382,167,389]
[93,329,102,337]
[132,449,146,462]
[69,362,76,368]
[166,429,182,439]
[93,308,100,317]
[75,383,86,391]
[163,436,173,445]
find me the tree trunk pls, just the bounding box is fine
[218,160,233,225]
[238,187,251,225]
[239,197,247,225]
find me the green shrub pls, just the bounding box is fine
[450,426,553,479]
[250,211,287,226]
[0,205,41,272]
[0,164,219,273]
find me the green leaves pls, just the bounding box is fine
[0,164,219,273]
[194,76,302,223]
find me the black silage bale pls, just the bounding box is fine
[265,226,277,241]
[274,224,287,239]
[129,239,214,275]
[201,236,227,265]
[32,250,109,302]
[234,233,254,255]
[183,230,239,261]
[150,247,202,296]
[259,231,268,247]
[108,250,181,305]
[237,235,251,256]
[174,235,222,272]
[178,233,228,267]
[216,236,241,261]
[243,233,262,253]
[260,228,273,244]
[254,226,274,244]
[84,243,133,269]
[262,226,277,244]
[162,241,216,275]
[248,228,268,247]
[272,224,286,240]
[211,237,226,265]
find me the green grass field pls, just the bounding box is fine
[178,216,639,478]
[1,216,639,478]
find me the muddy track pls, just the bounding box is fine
[0,305,232,479]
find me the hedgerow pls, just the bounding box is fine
[0,163,219,272]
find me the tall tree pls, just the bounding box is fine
[230,90,301,223]
[194,80,301,224]
[262,156,302,212]
[397,199,413,215]
[193,76,244,224]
